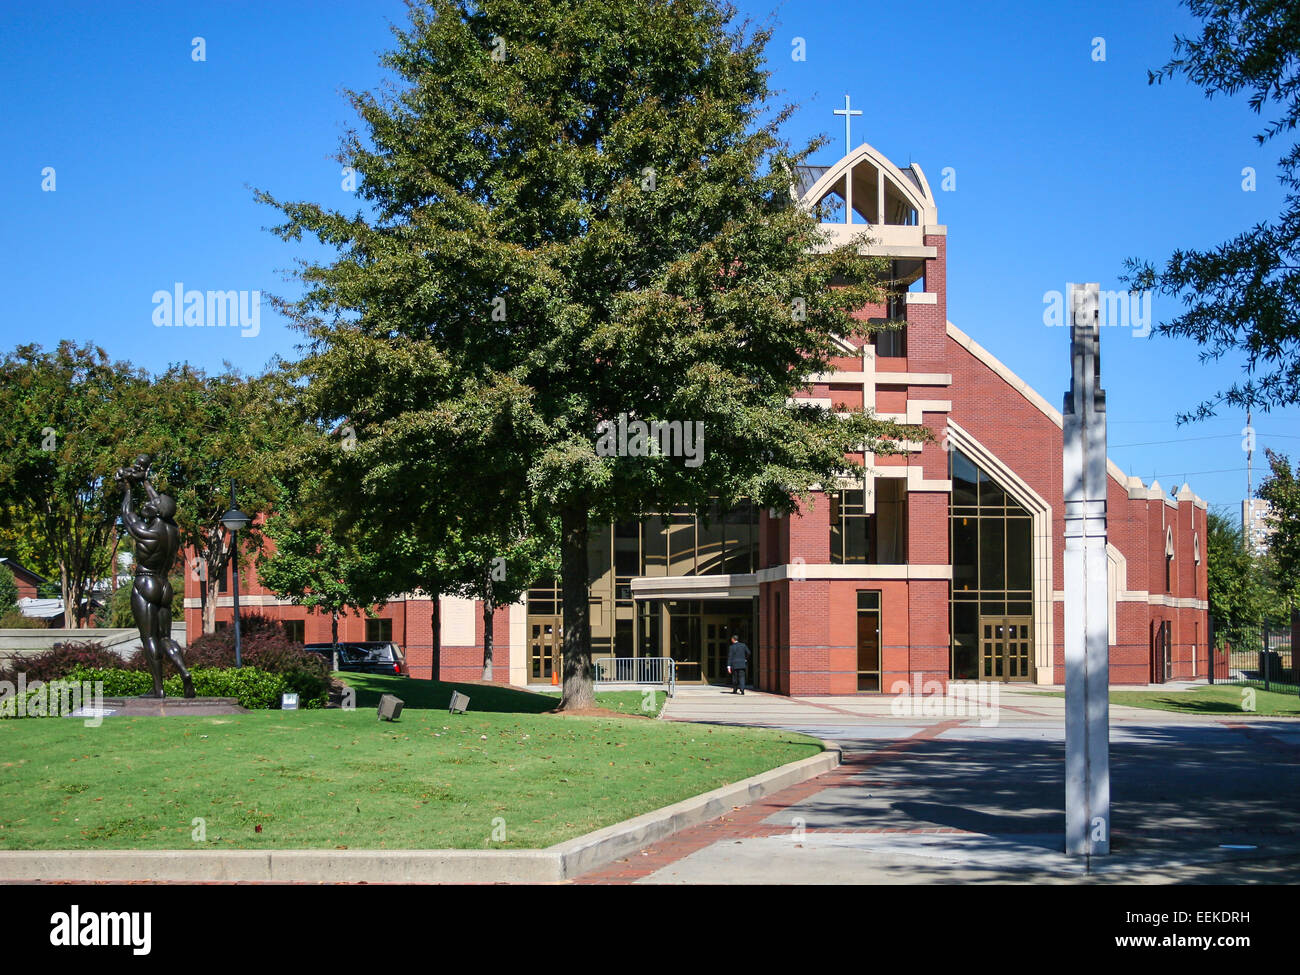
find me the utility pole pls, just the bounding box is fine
[1246,408,1254,549]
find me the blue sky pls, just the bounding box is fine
[2,0,1296,513]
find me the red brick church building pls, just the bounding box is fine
[187,138,1209,695]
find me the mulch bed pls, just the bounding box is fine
[547,706,653,719]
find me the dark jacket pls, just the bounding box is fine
[727,641,751,669]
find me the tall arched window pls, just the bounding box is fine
[950,448,1034,680]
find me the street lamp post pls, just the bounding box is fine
[220,480,252,668]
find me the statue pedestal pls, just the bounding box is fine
[82,697,249,718]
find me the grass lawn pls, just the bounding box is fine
[0,675,818,851]
[1108,684,1300,717]
[339,672,666,718]
[539,689,667,717]
[1032,685,1300,717]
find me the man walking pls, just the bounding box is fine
[726,634,751,695]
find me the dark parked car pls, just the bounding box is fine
[304,641,407,675]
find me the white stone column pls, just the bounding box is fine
[1062,282,1110,856]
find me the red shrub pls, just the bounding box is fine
[145,614,328,681]
[0,640,137,683]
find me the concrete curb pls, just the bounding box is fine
[0,740,841,884]
[550,739,841,878]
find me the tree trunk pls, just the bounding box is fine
[60,561,73,629]
[481,568,494,682]
[430,588,441,683]
[558,504,593,710]
[201,531,229,635]
[331,611,340,672]
[108,527,119,594]
[201,577,216,635]
[64,564,87,629]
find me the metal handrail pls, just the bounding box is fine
[593,656,676,698]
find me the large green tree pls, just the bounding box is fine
[439,497,559,682]
[257,508,381,666]
[0,507,60,582]
[261,0,919,707]
[0,343,146,627]
[281,365,560,682]
[1206,508,1287,649]
[143,366,292,634]
[1125,0,1300,417]
[1258,449,1300,603]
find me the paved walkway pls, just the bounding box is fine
[574,684,1300,884]
[657,682,1293,734]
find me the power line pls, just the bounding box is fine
[1109,432,1300,449]
[1145,467,1242,479]
[1110,433,1238,448]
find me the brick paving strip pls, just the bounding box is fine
[573,718,969,883]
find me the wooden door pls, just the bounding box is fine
[978,616,1034,682]
[856,609,881,691]
[528,616,562,681]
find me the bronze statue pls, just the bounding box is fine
[116,455,195,698]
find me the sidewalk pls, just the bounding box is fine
[660,682,1300,731]
[576,683,1300,884]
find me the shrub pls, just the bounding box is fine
[0,609,46,629]
[0,641,131,684]
[181,667,289,709]
[63,665,291,710]
[241,642,329,708]
[0,565,17,613]
[162,612,290,668]
[61,666,154,698]
[163,614,329,707]
[1,614,329,711]
[0,675,130,719]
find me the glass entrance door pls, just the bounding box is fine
[654,601,756,684]
[702,614,749,684]
[978,616,1034,682]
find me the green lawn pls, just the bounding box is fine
[0,676,817,850]
[539,689,667,717]
[339,672,665,717]
[1108,684,1300,717]
[1032,684,1300,717]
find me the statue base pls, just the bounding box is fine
[74,696,249,719]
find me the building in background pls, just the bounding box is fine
[0,556,64,626]
[1242,498,1273,556]
[187,136,1209,693]
[0,557,45,603]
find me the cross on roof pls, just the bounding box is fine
[833,94,861,157]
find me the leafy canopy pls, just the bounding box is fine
[0,342,147,626]
[1258,449,1300,603]
[260,0,919,523]
[258,0,924,706]
[1125,0,1300,418]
